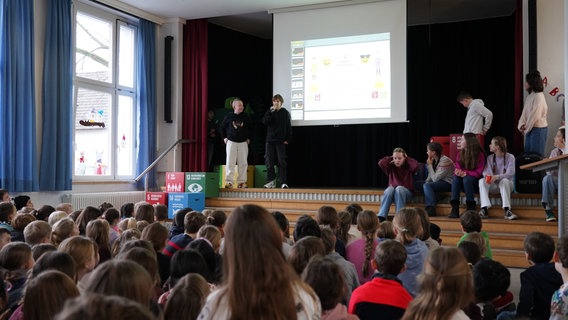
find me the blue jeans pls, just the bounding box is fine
[421,180,452,206]
[451,175,479,202]
[524,126,548,157]
[542,174,558,209]
[379,186,412,218]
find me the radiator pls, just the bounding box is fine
[61,191,146,210]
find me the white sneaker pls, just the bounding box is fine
[504,210,518,220]
[281,184,289,189]
[264,180,276,188]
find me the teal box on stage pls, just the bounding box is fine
[167,192,205,219]
[185,172,219,197]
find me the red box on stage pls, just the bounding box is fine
[449,134,462,162]
[165,172,185,192]
[145,192,168,205]
[429,136,450,158]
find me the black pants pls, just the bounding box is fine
[265,142,287,185]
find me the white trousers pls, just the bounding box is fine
[478,178,514,208]
[225,140,248,184]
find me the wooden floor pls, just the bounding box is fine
[205,187,557,268]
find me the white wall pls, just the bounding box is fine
[538,0,565,155]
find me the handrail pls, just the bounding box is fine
[135,139,194,191]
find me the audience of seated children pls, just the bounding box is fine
[293,215,322,242]
[349,239,412,320]
[23,220,52,246]
[0,228,10,250]
[86,219,112,263]
[516,231,563,319]
[346,210,379,285]
[168,208,189,239]
[457,210,493,259]
[0,202,15,231]
[163,273,211,320]
[288,236,326,275]
[163,210,205,257]
[392,208,429,297]
[415,207,440,250]
[551,234,568,319]
[449,132,486,218]
[0,242,34,315]
[377,220,395,241]
[83,259,158,317]
[160,249,210,305]
[13,195,33,212]
[141,222,171,287]
[457,241,483,266]
[58,236,99,284]
[345,203,363,245]
[47,211,68,226]
[55,293,155,320]
[337,210,352,247]
[378,148,420,222]
[50,218,79,248]
[320,227,359,304]
[315,205,346,258]
[473,259,516,319]
[417,141,455,217]
[102,207,120,244]
[478,136,518,220]
[34,204,55,222]
[75,206,102,235]
[303,255,360,320]
[0,189,9,202]
[154,204,172,230]
[272,211,294,257]
[16,270,79,320]
[198,204,321,319]
[542,126,565,222]
[402,247,473,320]
[10,212,35,242]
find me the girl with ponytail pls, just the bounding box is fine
[345,210,379,284]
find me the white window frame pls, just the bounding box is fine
[72,2,138,182]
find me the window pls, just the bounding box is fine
[73,4,137,180]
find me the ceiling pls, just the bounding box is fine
[118,0,517,39]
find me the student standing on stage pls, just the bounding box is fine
[518,70,548,157]
[219,98,252,189]
[457,91,493,136]
[262,94,292,189]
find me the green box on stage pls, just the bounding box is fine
[254,165,278,188]
[184,172,219,197]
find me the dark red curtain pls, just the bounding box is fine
[513,0,524,153]
[182,20,208,172]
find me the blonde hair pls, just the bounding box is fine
[58,236,98,280]
[357,210,379,277]
[51,218,77,247]
[393,208,423,245]
[402,247,473,320]
[197,225,222,253]
[48,211,68,226]
[118,217,137,232]
[463,231,487,257]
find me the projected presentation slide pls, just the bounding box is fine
[289,33,391,121]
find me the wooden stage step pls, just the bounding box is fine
[204,187,557,269]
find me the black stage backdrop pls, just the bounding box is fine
[208,14,516,188]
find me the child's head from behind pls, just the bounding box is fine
[345,203,363,225]
[463,232,487,258]
[293,215,321,242]
[458,241,482,266]
[460,210,482,233]
[473,259,510,302]
[524,231,555,264]
[302,255,344,311]
[393,208,422,245]
[288,236,325,275]
[0,242,32,271]
[373,239,406,275]
[418,247,473,310]
[377,220,395,240]
[316,205,338,230]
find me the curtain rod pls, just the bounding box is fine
[84,0,165,25]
